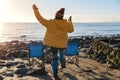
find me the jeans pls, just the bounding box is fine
[51,47,65,75]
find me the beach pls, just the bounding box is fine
[0,38,120,80]
[0,55,120,80]
[1,0,120,79]
[0,23,120,80]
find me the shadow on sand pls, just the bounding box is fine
[64,73,78,80]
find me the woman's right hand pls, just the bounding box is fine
[68,16,72,21]
[33,4,38,10]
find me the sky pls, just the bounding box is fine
[0,0,120,23]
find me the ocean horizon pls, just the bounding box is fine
[0,22,120,42]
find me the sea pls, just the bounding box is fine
[0,22,120,42]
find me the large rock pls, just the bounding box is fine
[2,71,14,77]
[14,68,28,74]
[0,76,3,80]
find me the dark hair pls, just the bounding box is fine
[55,16,63,19]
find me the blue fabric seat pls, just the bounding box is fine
[29,43,43,57]
[28,42,45,69]
[65,40,81,66]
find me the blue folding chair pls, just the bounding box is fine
[65,40,81,66]
[28,42,45,69]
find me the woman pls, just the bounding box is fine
[33,4,74,79]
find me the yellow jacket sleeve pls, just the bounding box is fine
[67,19,74,33]
[33,8,49,27]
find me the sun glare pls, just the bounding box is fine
[0,22,3,36]
[0,1,6,37]
[0,0,5,10]
[0,21,3,42]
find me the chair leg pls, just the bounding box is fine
[29,58,32,69]
[41,57,46,70]
[41,61,45,69]
[65,55,80,67]
[75,55,80,67]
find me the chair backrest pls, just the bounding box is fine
[28,42,43,57]
[66,41,80,56]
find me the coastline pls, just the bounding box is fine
[0,36,120,80]
[1,22,120,43]
[1,33,120,43]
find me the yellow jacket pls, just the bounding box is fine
[33,8,74,48]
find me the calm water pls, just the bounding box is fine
[1,22,120,42]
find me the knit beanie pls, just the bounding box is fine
[55,8,65,19]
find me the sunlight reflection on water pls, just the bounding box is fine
[0,23,4,42]
[0,23,3,35]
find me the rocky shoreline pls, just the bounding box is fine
[0,36,120,80]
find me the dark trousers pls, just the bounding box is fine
[50,47,65,75]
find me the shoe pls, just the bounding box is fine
[61,63,66,68]
[54,72,61,80]
[54,74,59,79]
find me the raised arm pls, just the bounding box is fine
[67,16,74,33]
[33,4,49,27]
